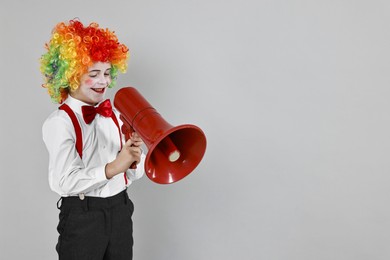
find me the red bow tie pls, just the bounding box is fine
[82,99,113,124]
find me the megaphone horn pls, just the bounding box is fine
[114,87,207,184]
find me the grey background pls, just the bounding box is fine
[1,0,390,259]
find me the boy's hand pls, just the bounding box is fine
[129,132,143,148]
[105,132,144,179]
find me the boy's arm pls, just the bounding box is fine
[105,137,143,179]
[114,109,145,181]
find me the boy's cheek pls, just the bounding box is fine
[85,79,94,85]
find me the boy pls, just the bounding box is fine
[41,19,144,259]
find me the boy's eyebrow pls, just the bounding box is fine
[89,68,111,72]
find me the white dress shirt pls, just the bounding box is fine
[42,95,145,198]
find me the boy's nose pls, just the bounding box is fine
[98,76,109,85]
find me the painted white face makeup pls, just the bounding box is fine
[70,62,112,105]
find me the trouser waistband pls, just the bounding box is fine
[58,190,129,210]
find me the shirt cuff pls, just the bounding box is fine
[97,165,110,181]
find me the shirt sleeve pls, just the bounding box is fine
[42,113,109,196]
[126,152,146,181]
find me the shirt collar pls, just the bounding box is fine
[64,95,95,116]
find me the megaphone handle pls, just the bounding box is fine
[130,159,137,169]
[120,121,138,169]
[128,126,137,170]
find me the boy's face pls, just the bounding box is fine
[70,62,112,105]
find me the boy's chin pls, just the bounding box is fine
[85,97,105,106]
[92,94,106,103]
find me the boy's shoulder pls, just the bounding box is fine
[43,107,74,129]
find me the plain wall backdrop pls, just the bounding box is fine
[1,0,390,259]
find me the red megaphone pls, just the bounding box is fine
[114,87,207,184]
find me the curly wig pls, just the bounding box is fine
[40,19,129,103]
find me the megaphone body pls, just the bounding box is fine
[114,87,207,184]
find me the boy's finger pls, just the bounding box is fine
[124,139,134,147]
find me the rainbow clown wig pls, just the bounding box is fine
[40,19,129,103]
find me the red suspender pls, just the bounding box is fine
[59,104,83,158]
[111,113,128,185]
[59,104,128,185]
[110,113,123,151]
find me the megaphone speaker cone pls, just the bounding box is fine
[146,124,207,184]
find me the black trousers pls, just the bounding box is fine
[56,190,134,260]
